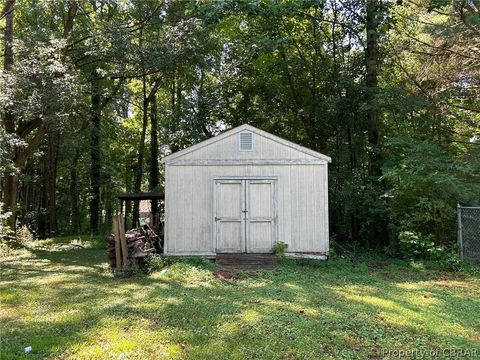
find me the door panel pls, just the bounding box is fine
[215,180,244,252]
[248,221,273,253]
[246,180,276,253]
[215,178,277,254]
[248,182,273,218]
[218,222,242,251]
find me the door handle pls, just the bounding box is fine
[242,210,248,213]
[215,217,220,221]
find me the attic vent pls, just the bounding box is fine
[239,131,253,151]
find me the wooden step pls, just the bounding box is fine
[216,259,277,266]
[216,253,276,259]
[216,253,277,263]
[215,253,277,271]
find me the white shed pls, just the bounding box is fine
[162,124,331,259]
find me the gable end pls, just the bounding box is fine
[162,124,331,163]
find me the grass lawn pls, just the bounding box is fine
[1,237,479,359]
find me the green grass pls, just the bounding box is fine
[1,237,479,359]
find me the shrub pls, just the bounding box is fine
[383,138,479,244]
[437,251,462,272]
[146,254,167,273]
[385,231,479,273]
[0,205,17,255]
[16,225,33,246]
[387,231,444,260]
[0,204,13,242]
[124,262,146,277]
[328,247,337,259]
[272,241,288,255]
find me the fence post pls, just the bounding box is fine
[457,204,463,261]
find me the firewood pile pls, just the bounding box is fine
[106,225,162,269]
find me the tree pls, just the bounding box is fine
[1,0,477,251]
[1,0,80,232]
[1,0,16,230]
[365,0,381,176]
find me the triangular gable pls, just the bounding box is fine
[162,124,331,163]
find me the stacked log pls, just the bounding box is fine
[106,226,162,269]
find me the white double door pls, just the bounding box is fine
[215,179,277,253]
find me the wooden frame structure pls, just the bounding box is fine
[117,192,165,229]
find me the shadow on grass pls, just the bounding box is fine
[1,247,479,359]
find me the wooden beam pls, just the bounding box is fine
[117,192,165,200]
[165,159,328,166]
[118,216,128,270]
[112,216,122,271]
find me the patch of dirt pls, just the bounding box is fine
[215,271,234,280]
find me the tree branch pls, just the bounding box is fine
[16,117,42,138]
[100,78,126,110]
[147,76,163,101]
[14,126,46,169]
[0,0,14,20]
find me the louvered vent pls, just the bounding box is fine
[239,131,253,151]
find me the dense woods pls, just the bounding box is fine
[1,0,479,251]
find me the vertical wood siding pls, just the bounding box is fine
[165,163,329,255]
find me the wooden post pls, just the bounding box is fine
[118,215,128,269]
[457,204,463,261]
[112,216,122,271]
[124,200,128,231]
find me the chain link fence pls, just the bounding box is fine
[458,205,480,265]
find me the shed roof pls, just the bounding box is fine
[117,192,165,201]
[162,124,331,163]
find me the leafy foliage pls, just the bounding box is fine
[383,138,479,243]
[387,231,442,260]
[272,241,288,255]
[0,40,84,129]
[0,0,479,254]
[0,202,13,243]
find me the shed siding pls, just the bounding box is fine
[165,163,329,255]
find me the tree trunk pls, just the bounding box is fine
[2,175,18,231]
[175,75,181,122]
[47,0,77,235]
[365,0,381,177]
[3,0,14,134]
[347,123,360,245]
[365,0,388,247]
[149,95,159,222]
[1,0,77,234]
[309,5,320,151]
[69,147,80,234]
[46,131,59,235]
[37,151,48,238]
[1,0,16,230]
[104,174,113,232]
[89,73,101,235]
[132,93,149,228]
